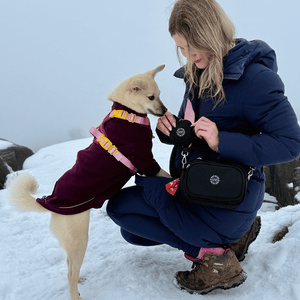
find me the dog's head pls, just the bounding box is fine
[108,65,167,117]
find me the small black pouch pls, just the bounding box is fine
[169,119,197,147]
[179,158,253,209]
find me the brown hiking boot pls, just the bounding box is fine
[175,249,246,294]
[230,216,261,262]
[184,216,261,263]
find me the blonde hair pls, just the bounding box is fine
[169,0,235,105]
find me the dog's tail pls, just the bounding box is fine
[8,173,48,213]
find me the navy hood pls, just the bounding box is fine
[174,39,278,80]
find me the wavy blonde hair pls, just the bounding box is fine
[169,0,235,105]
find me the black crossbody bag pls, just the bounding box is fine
[179,154,255,209]
[161,118,259,209]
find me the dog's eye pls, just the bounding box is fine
[148,95,155,101]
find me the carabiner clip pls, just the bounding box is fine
[181,150,189,169]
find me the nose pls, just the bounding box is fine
[185,50,197,61]
[162,105,167,115]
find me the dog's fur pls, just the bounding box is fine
[8,65,171,300]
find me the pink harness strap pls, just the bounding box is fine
[89,126,138,174]
[90,108,151,174]
[109,109,150,126]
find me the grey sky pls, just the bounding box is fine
[1,0,299,152]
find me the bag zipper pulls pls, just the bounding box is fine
[181,147,189,169]
[248,167,255,180]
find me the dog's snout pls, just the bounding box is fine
[155,105,168,117]
[162,105,168,115]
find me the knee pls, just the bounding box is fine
[106,187,136,221]
[106,196,119,220]
[120,228,138,245]
[120,228,161,246]
[107,186,143,220]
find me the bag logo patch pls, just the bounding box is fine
[210,175,220,185]
[176,128,186,137]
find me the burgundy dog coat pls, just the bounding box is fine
[36,102,160,215]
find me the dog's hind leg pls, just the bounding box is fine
[50,210,90,300]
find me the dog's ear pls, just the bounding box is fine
[130,80,148,92]
[149,64,165,78]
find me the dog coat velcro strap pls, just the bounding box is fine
[109,109,150,126]
[89,126,138,174]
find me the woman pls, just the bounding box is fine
[107,0,300,294]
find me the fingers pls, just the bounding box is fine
[192,117,219,152]
[191,116,212,128]
[157,111,176,136]
[192,117,217,132]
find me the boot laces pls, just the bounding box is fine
[191,259,208,271]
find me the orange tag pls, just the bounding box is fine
[165,178,180,196]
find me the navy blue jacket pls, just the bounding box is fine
[140,39,300,246]
[176,39,300,165]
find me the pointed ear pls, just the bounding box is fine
[130,80,148,92]
[149,64,165,78]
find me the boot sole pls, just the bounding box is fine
[176,271,247,295]
[238,216,261,262]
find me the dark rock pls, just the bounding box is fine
[0,138,34,189]
[264,157,300,207]
[0,157,11,189]
[272,226,289,243]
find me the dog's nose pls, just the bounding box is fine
[162,106,168,115]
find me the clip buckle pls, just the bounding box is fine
[111,110,128,120]
[97,134,118,155]
[128,113,137,123]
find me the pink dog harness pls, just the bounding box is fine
[89,108,151,174]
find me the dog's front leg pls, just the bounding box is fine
[155,168,172,178]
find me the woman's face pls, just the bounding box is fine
[172,33,210,69]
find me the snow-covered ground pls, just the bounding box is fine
[0,140,14,150]
[1,133,300,300]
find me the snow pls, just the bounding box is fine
[1,134,300,300]
[0,140,13,150]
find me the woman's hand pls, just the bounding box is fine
[156,111,177,136]
[192,116,219,152]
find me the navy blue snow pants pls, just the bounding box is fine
[107,175,258,257]
[107,185,200,257]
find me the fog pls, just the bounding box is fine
[1,0,299,152]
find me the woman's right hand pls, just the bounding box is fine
[156,111,177,136]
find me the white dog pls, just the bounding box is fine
[8,65,171,300]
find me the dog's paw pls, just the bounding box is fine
[78,276,86,283]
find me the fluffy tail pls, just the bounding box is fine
[8,173,48,213]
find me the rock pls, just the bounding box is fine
[264,157,300,208]
[0,157,11,189]
[272,226,289,243]
[0,138,34,189]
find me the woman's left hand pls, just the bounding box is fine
[192,116,219,152]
